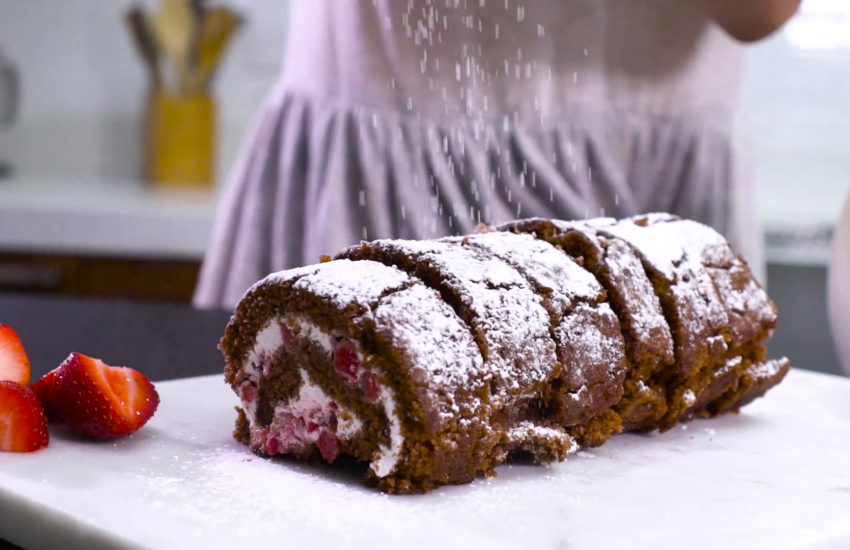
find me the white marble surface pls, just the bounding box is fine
[1,369,850,550]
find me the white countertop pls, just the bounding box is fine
[0,179,218,260]
[1,369,850,550]
[0,178,837,266]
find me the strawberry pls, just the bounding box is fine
[48,353,160,440]
[0,324,31,386]
[0,381,49,453]
[333,340,360,382]
[30,369,64,423]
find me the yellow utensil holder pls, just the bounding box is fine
[145,89,215,189]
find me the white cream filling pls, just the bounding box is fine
[242,316,404,476]
[283,369,363,439]
[371,387,404,478]
[244,316,335,379]
[243,391,258,422]
[244,321,284,378]
[295,319,335,355]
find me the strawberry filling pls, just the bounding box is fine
[333,341,360,382]
[360,371,381,402]
[239,379,257,404]
[280,323,297,347]
[331,338,382,402]
[244,325,380,464]
[257,389,342,462]
[317,431,339,461]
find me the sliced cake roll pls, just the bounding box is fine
[613,214,786,420]
[440,230,629,446]
[220,213,791,494]
[221,259,502,493]
[497,218,676,432]
[336,239,558,406]
[221,255,580,493]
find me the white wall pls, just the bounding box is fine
[0,0,288,185]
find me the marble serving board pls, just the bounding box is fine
[2,370,850,550]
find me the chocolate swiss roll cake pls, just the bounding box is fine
[220,214,789,494]
[499,213,788,430]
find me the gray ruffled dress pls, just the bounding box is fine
[195,0,762,309]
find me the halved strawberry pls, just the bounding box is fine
[50,353,160,440]
[0,324,31,386]
[0,381,49,453]
[30,369,64,423]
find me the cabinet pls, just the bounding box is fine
[0,253,200,302]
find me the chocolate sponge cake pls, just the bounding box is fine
[221,214,789,494]
[497,218,675,432]
[437,231,629,446]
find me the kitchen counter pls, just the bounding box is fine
[0,291,847,550]
[0,178,840,267]
[0,179,217,260]
[0,292,233,550]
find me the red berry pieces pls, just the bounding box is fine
[0,381,49,453]
[280,323,297,347]
[239,380,257,403]
[266,435,281,455]
[317,431,339,461]
[333,340,360,382]
[33,353,160,440]
[0,324,31,386]
[359,371,381,402]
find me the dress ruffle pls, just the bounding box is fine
[195,87,745,309]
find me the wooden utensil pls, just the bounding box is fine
[189,6,241,92]
[147,0,197,94]
[125,7,162,87]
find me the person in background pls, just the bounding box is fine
[194,0,801,310]
[829,188,850,375]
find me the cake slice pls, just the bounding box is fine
[336,239,558,405]
[221,258,574,494]
[608,214,783,419]
[497,218,675,431]
[440,231,629,446]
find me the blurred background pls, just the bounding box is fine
[0,0,847,376]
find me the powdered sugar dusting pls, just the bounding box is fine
[506,421,577,453]
[553,302,627,420]
[446,231,602,318]
[600,238,675,362]
[293,259,411,310]
[499,217,675,365]
[429,245,556,396]
[242,264,322,302]
[599,216,729,371]
[719,356,743,376]
[556,303,623,379]
[640,216,734,269]
[709,260,777,346]
[601,218,684,281]
[373,285,488,426]
[749,358,788,380]
[356,239,557,398]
